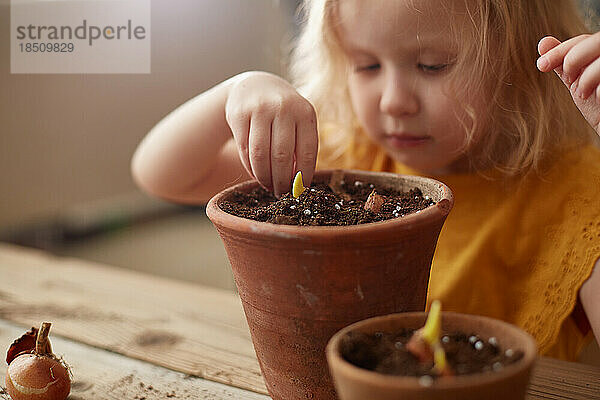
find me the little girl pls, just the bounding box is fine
[132,0,600,361]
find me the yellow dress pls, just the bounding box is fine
[324,136,600,360]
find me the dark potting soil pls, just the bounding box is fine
[219,177,434,226]
[339,329,524,379]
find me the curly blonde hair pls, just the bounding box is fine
[289,0,597,175]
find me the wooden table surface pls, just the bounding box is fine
[0,243,598,400]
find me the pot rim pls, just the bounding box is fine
[325,311,538,391]
[206,169,454,239]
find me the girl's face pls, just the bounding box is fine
[336,0,483,174]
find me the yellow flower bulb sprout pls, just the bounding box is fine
[422,300,442,346]
[433,343,448,373]
[292,171,306,198]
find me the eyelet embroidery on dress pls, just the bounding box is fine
[582,220,600,241]
[534,212,600,354]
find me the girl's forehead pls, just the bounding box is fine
[335,0,467,20]
[335,0,466,53]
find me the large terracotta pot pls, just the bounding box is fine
[326,312,538,400]
[206,169,453,400]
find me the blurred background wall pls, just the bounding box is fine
[0,0,299,290]
[0,0,296,230]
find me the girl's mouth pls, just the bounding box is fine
[386,134,431,149]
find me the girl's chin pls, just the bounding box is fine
[385,135,432,149]
[387,152,459,175]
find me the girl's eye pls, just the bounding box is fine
[418,63,449,73]
[354,64,380,73]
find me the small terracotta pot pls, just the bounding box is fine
[326,312,538,400]
[206,170,453,400]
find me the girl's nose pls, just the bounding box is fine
[379,73,419,116]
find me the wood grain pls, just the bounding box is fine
[0,319,269,400]
[0,243,267,394]
[0,243,599,399]
[528,357,600,399]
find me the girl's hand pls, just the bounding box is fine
[537,34,600,136]
[225,72,318,197]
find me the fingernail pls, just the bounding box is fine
[570,80,578,93]
[536,57,549,71]
[570,80,585,98]
[572,82,587,99]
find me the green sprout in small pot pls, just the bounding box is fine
[406,300,453,376]
[326,307,537,400]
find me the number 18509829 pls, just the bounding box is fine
[19,42,74,52]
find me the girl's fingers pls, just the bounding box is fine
[573,56,600,100]
[294,115,319,189]
[248,115,273,191]
[537,36,561,57]
[537,36,567,85]
[537,35,590,83]
[561,33,600,90]
[271,114,295,197]
[228,114,254,179]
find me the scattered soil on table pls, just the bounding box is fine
[219,175,434,226]
[340,329,524,379]
[135,381,178,399]
[104,374,186,399]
